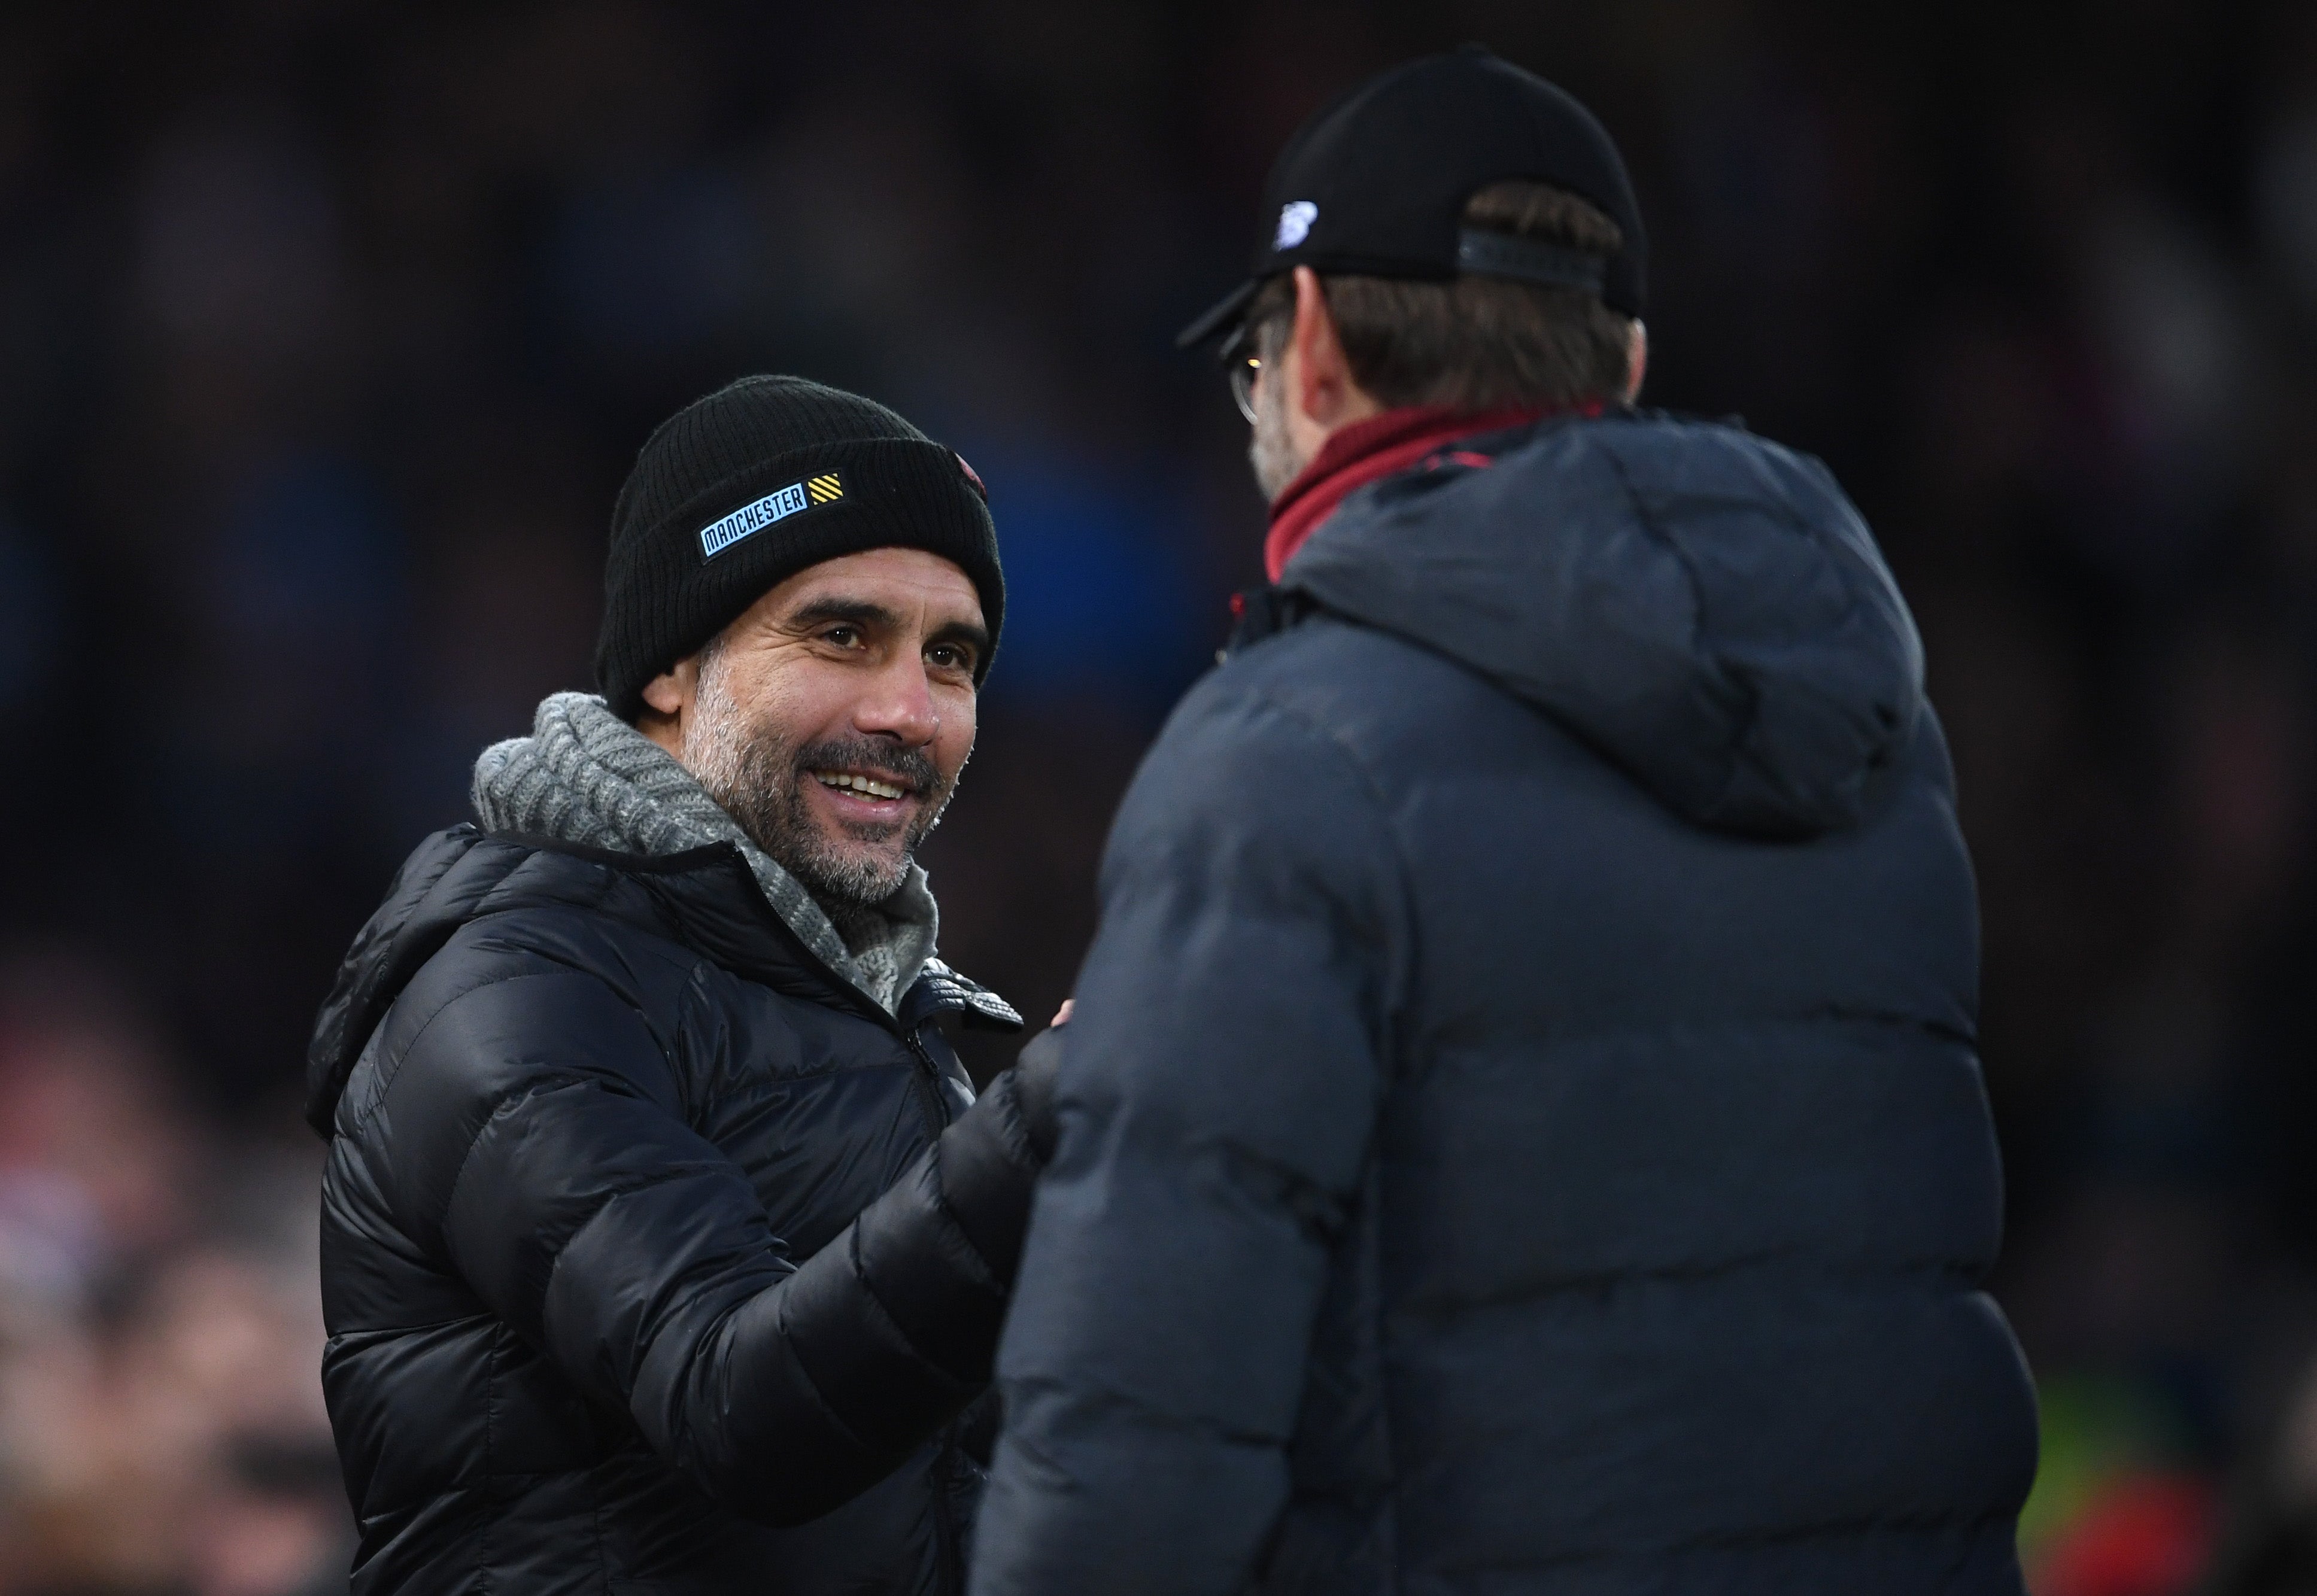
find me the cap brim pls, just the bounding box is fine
[1174,279,1260,349]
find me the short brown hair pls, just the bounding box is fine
[1247,181,1635,411]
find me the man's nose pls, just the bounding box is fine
[854,655,940,746]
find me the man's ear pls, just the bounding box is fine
[634,655,699,755]
[1287,266,1378,431]
[1624,320,1648,406]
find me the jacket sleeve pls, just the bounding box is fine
[376,959,1057,1525]
[970,682,1409,1596]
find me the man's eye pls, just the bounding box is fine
[928,644,974,673]
[822,625,861,647]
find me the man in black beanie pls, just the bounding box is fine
[306,375,1058,1596]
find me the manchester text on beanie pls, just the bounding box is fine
[593,375,1004,719]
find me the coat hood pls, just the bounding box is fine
[1282,413,1924,838]
[306,826,508,1135]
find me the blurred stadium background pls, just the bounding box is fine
[2,3,2314,1592]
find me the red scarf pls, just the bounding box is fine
[1264,403,1602,580]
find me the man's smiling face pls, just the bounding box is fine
[637,546,985,916]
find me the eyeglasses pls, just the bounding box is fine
[1220,323,1264,423]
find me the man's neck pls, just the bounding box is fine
[635,710,684,759]
[817,893,891,955]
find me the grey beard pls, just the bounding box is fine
[685,652,955,936]
[1249,363,1309,502]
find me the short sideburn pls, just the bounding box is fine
[1251,181,1635,412]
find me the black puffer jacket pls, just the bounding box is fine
[307,825,1045,1596]
[973,413,2039,1595]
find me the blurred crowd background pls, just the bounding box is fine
[2,2,2314,1592]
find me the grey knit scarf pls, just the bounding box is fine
[470,692,939,1015]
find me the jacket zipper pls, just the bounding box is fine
[930,1431,965,1596]
[678,844,978,1588]
[905,1021,969,1596]
[712,844,957,1129]
[902,1025,953,1141]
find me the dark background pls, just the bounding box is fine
[2,3,2313,1592]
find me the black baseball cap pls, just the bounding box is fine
[1177,45,1646,348]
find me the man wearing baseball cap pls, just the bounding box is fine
[974,48,2037,1596]
[309,377,1063,1595]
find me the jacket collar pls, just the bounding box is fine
[517,832,1020,1035]
[470,692,940,1016]
[1264,403,1573,580]
[306,825,1019,1135]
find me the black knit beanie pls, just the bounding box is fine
[593,375,1004,719]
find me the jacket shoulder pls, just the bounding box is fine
[1100,649,1417,971]
[1134,640,1417,827]
[1203,606,1541,784]
[329,854,716,1135]
[330,895,721,1257]
[309,828,739,1126]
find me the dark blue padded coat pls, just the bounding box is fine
[971,413,2039,1596]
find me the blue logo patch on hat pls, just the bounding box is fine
[699,472,844,560]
